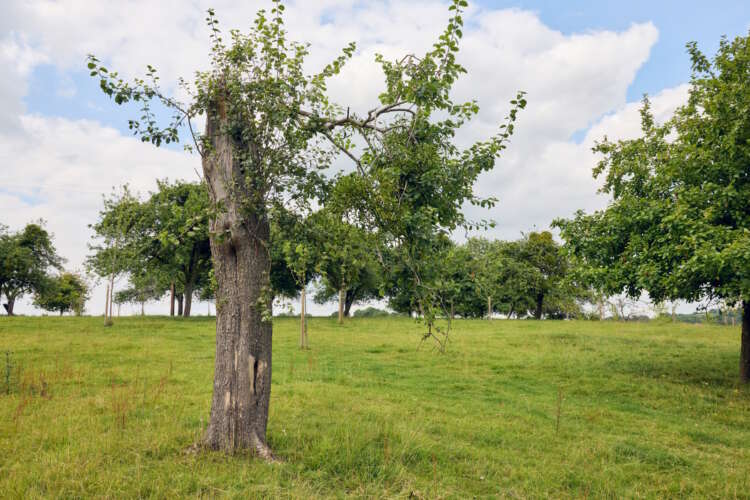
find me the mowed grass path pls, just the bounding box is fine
[1,316,749,498]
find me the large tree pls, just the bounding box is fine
[0,222,63,315]
[555,33,750,381]
[88,0,524,456]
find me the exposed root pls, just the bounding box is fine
[252,434,282,463]
[192,434,281,463]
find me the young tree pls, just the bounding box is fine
[555,33,750,381]
[87,187,143,324]
[0,222,63,315]
[88,0,524,456]
[466,238,504,320]
[34,272,89,316]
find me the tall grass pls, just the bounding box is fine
[0,316,748,497]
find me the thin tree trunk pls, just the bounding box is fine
[450,300,454,321]
[170,283,175,317]
[299,286,307,349]
[740,301,750,383]
[201,100,274,459]
[141,301,145,316]
[487,296,492,320]
[338,288,345,325]
[109,275,114,319]
[177,294,183,316]
[104,283,110,321]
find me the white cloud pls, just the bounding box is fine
[0,0,686,315]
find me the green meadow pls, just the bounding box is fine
[1,316,749,498]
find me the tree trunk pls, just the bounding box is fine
[177,294,183,317]
[201,100,274,459]
[740,301,750,383]
[344,289,355,317]
[534,294,544,320]
[183,248,198,318]
[338,288,345,325]
[299,286,308,349]
[183,284,193,317]
[104,284,110,320]
[450,300,454,321]
[487,296,492,320]
[109,276,115,319]
[5,296,15,316]
[141,301,145,316]
[170,283,175,317]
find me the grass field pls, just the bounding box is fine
[1,316,749,498]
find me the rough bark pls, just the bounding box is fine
[338,288,345,325]
[170,283,175,317]
[740,301,750,383]
[201,100,274,459]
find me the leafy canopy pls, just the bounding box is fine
[555,32,750,306]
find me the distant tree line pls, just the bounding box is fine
[86,180,594,323]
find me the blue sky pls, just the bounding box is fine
[3,0,749,315]
[23,1,750,138]
[477,0,749,100]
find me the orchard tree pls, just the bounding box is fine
[114,271,163,316]
[313,211,381,323]
[517,231,568,319]
[87,186,143,323]
[34,272,89,316]
[88,0,524,456]
[0,222,63,315]
[555,33,750,381]
[466,237,504,319]
[144,180,212,317]
[278,211,319,349]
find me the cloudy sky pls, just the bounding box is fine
[1,0,748,316]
